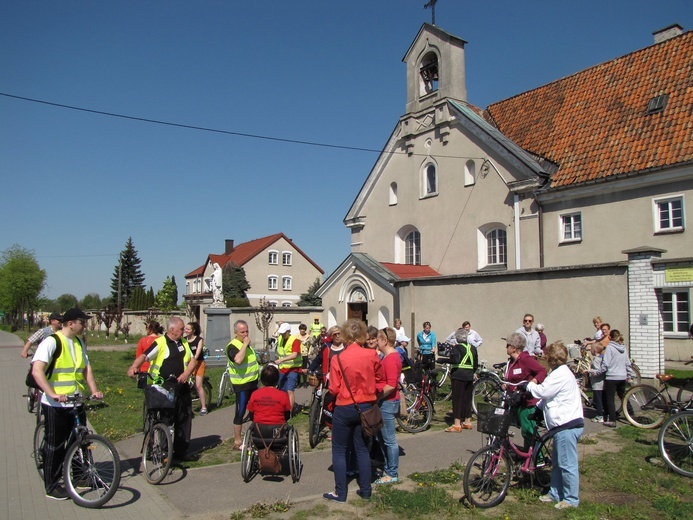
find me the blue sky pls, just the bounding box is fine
[2,1,691,301]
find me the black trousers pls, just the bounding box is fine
[42,404,86,492]
[604,379,626,422]
[173,385,193,456]
[451,379,474,421]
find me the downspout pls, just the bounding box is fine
[538,203,544,268]
[513,194,521,270]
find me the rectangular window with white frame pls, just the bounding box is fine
[662,290,690,335]
[282,276,292,291]
[282,252,292,266]
[653,196,685,233]
[560,212,582,243]
[268,251,278,265]
[268,276,278,290]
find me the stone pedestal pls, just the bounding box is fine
[204,307,232,354]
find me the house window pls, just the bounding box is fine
[486,228,507,266]
[560,212,582,242]
[646,94,669,115]
[268,276,278,290]
[654,196,684,233]
[282,276,292,291]
[662,290,690,334]
[405,230,421,265]
[282,252,292,266]
[282,301,292,308]
[185,282,190,295]
[268,301,278,308]
[268,251,278,265]
[389,182,398,206]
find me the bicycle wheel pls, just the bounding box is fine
[629,362,642,386]
[217,373,228,408]
[658,411,693,477]
[472,377,503,416]
[533,435,554,488]
[396,392,433,433]
[676,379,693,405]
[142,423,173,484]
[308,397,323,448]
[241,428,256,482]
[463,445,512,508]
[64,434,121,508]
[623,384,667,428]
[33,420,46,479]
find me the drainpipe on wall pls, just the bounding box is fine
[514,194,521,270]
[538,203,544,268]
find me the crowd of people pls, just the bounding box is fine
[21,308,652,509]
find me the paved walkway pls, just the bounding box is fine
[5,329,678,518]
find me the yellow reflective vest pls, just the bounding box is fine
[47,332,87,395]
[226,338,260,385]
[148,336,192,381]
[277,334,303,370]
[452,343,475,370]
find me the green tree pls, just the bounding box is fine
[55,293,79,311]
[0,245,46,329]
[147,287,155,308]
[79,293,102,310]
[171,275,179,305]
[297,278,323,306]
[154,276,178,311]
[222,262,250,307]
[110,237,145,310]
[129,286,148,310]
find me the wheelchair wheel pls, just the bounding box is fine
[241,428,256,483]
[288,426,301,483]
[308,397,323,448]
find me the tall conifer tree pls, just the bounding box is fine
[110,237,145,309]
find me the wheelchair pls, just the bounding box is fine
[240,423,301,483]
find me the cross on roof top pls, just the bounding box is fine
[424,0,438,25]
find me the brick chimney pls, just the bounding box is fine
[653,24,683,44]
[225,239,234,255]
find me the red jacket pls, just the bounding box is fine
[329,343,385,406]
[505,351,547,407]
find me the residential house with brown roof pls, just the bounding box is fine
[185,233,324,319]
[317,23,692,372]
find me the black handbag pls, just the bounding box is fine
[336,355,383,437]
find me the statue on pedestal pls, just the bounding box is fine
[211,262,224,307]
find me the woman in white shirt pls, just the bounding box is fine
[527,341,584,510]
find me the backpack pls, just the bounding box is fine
[25,333,63,388]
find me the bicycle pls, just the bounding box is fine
[462,383,554,508]
[658,409,693,477]
[307,371,333,448]
[139,375,177,484]
[33,394,121,508]
[471,360,506,416]
[214,348,234,408]
[623,359,693,429]
[396,367,436,433]
[432,342,453,401]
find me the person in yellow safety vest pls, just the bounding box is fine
[32,308,102,501]
[309,316,324,338]
[445,328,479,432]
[225,319,259,449]
[128,317,198,461]
[275,322,303,411]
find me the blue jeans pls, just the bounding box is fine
[331,404,373,499]
[377,399,399,478]
[548,427,583,506]
[278,370,299,392]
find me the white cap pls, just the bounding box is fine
[277,323,292,334]
[400,336,410,343]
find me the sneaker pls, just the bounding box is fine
[75,478,94,489]
[322,492,346,502]
[591,416,604,423]
[555,501,578,509]
[375,475,398,484]
[356,489,371,500]
[603,421,617,428]
[539,494,555,503]
[199,408,208,416]
[46,485,69,501]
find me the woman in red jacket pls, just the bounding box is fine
[323,319,385,503]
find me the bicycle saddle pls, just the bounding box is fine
[656,374,674,382]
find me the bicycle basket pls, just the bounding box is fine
[566,343,582,360]
[476,402,512,437]
[144,385,175,410]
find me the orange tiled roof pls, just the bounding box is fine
[486,31,693,189]
[185,264,205,278]
[381,263,440,279]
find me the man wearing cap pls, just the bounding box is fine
[310,316,324,338]
[21,312,63,358]
[31,308,102,501]
[275,323,302,411]
[128,317,197,461]
[225,319,259,450]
